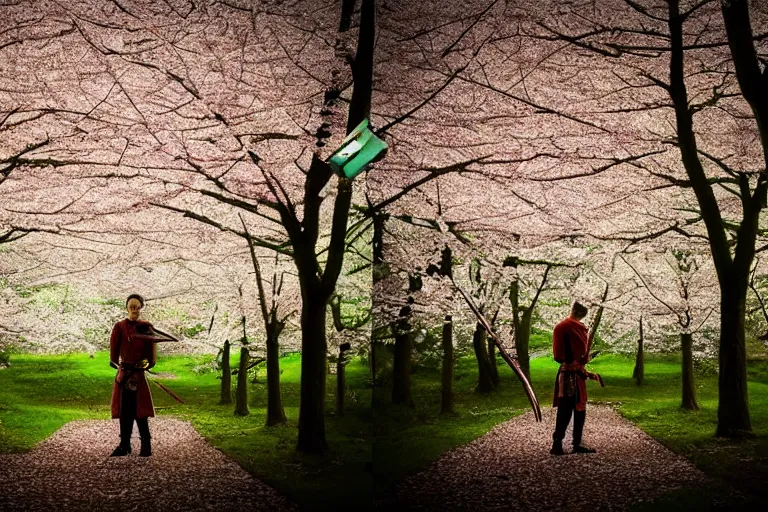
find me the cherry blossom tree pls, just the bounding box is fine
[620,249,718,408]
[518,0,767,436]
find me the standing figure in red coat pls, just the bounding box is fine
[110,294,157,457]
[550,301,597,455]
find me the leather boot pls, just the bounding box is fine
[110,437,131,456]
[550,439,564,456]
[139,437,152,457]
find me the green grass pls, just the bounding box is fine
[0,351,372,509]
[374,351,768,509]
[4,349,768,509]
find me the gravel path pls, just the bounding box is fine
[383,406,716,511]
[0,417,296,511]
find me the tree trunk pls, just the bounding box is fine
[439,244,454,414]
[392,275,420,406]
[514,313,532,382]
[346,0,375,133]
[666,0,757,437]
[488,337,499,388]
[370,209,387,387]
[391,329,413,406]
[440,314,454,414]
[391,315,414,406]
[681,332,699,411]
[633,317,644,386]
[234,346,250,416]
[219,340,231,405]
[265,327,286,426]
[716,285,752,436]
[339,0,357,32]
[509,278,532,382]
[297,301,328,453]
[473,322,496,393]
[336,342,351,416]
[587,285,608,359]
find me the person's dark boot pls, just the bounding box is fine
[572,444,596,454]
[139,437,152,457]
[550,439,565,456]
[110,438,132,456]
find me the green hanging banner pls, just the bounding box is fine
[327,118,387,180]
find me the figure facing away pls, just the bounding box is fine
[550,301,597,455]
[110,294,157,457]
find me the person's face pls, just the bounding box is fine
[127,298,142,321]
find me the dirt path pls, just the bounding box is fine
[382,406,726,511]
[0,417,296,511]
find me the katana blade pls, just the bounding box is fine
[149,377,185,404]
[453,280,543,422]
[132,325,180,343]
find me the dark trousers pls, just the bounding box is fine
[119,388,150,445]
[552,394,586,446]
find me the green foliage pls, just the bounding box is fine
[339,295,371,328]
[150,305,191,323]
[0,352,372,509]
[528,328,552,352]
[82,327,110,350]
[412,325,444,369]
[192,353,223,375]
[12,282,63,300]
[86,297,124,308]
[183,323,207,338]
[0,346,12,366]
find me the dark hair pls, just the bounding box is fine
[571,301,588,319]
[126,294,145,307]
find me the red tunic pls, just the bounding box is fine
[552,317,589,411]
[110,319,157,419]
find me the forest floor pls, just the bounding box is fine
[0,352,373,510]
[374,352,768,510]
[380,405,734,511]
[0,417,297,511]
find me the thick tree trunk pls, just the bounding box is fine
[473,322,496,393]
[370,210,387,386]
[509,279,533,382]
[666,0,756,437]
[716,285,752,436]
[391,314,413,406]
[265,329,286,426]
[514,314,532,382]
[488,337,499,388]
[439,244,454,414]
[234,346,250,416]
[440,314,454,414]
[336,342,351,416]
[633,317,644,386]
[297,302,328,453]
[680,332,699,411]
[339,0,357,32]
[346,0,375,133]
[392,275,420,406]
[219,340,231,405]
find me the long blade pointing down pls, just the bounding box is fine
[453,280,543,422]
